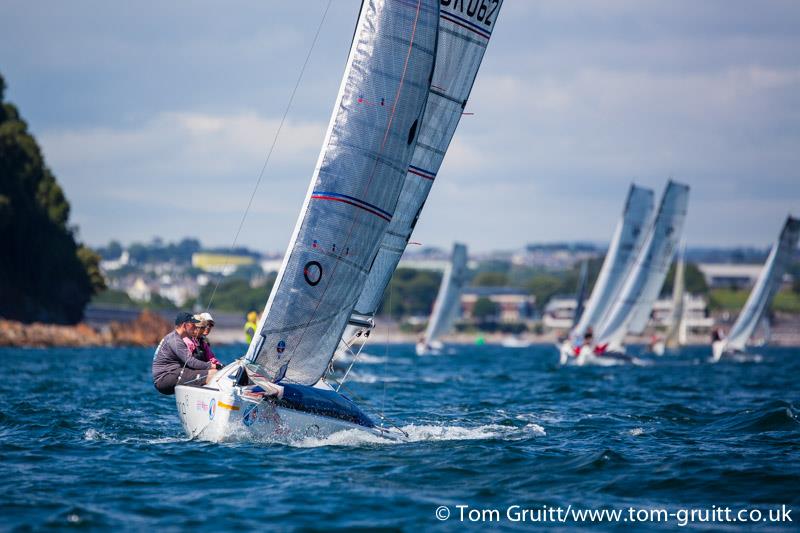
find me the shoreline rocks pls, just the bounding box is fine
[0,310,172,348]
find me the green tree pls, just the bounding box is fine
[378,268,442,318]
[0,71,102,323]
[473,297,499,322]
[525,274,563,305]
[661,262,709,296]
[192,276,275,313]
[472,271,509,287]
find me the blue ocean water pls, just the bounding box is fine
[1,344,798,531]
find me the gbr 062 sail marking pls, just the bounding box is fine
[441,0,500,32]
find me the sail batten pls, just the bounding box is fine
[724,216,800,351]
[245,0,440,385]
[595,181,690,348]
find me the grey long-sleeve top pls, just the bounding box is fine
[152,330,211,383]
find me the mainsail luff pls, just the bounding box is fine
[724,216,800,352]
[245,0,439,385]
[664,246,685,349]
[571,185,654,340]
[423,242,468,346]
[352,0,504,319]
[595,181,690,347]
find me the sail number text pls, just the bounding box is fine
[441,0,500,28]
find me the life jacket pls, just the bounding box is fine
[244,320,257,344]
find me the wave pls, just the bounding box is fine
[342,371,400,384]
[83,427,187,445]
[291,422,546,448]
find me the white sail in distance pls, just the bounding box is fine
[723,216,800,352]
[351,0,504,321]
[245,0,439,385]
[423,242,469,346]
[595,181,690,348]
[664,245,685,349]
[571,185,654,341]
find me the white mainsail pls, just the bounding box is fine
[723,216,800,352]
[422,242,469,346]
[571,185,654,340]
[664,246,685,349]
[245,0,439,385]
[350,0,504,323]
[595,181,690,348]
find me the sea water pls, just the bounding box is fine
[1,344,798,531]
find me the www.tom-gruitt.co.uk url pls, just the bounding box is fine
[434,504,793,526]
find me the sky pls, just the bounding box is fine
[2,0,799,253]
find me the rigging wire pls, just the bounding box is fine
[204,0,333,312]
[381,275,392,422]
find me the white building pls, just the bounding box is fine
[543,296,577,331]
[697,263,763,289]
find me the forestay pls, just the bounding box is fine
[571,185,654,340]
[245,0,439,385]
[352,0,504,319]
[724,216,800,351]
[423,242,469,346]
[595,181,690,347]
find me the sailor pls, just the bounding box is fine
[244,310,258,344]
[192,312,223,369]
[152,312,217,395]
[577,327,594,356]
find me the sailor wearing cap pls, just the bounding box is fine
[151,312,218,395]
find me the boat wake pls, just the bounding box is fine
[292,422,546,448]
[83,428,187,445]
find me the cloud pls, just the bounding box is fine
[4,0,800,251]
[39,111,327,247]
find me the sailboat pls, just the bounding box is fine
[333,0,504,361]
[174,0,440,442]
[559,184,654,364]
[712,216,800,362]
[652,245,685,356]
[589,181,690,362]
[564,181,690,366]
[416,243,469,355]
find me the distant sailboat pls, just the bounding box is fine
[591,181,690,358]
[417,243,469,355]
[712,216,800,361]
[559,184,654,364]
[174,0,440,442]
[652,244,685,356]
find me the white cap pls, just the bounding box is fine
[196,312,215,324]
